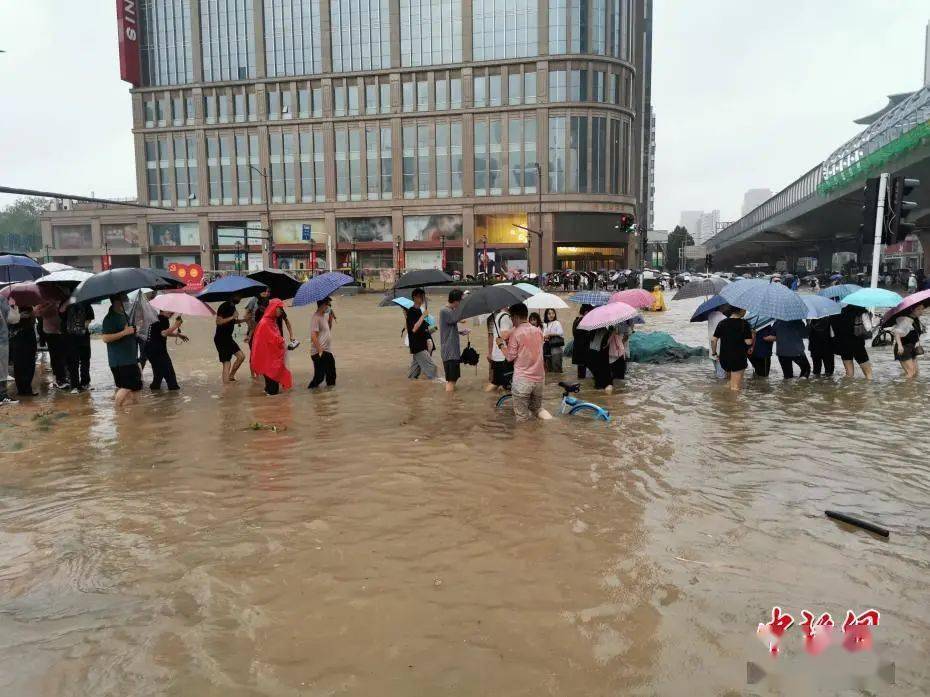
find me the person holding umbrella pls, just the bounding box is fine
[711,307,753,391]
[100,295,142,407]
[773,319,811,379]
[830,304,873,380]
[439,289,469,392]
[250,298,292,395]
[214,295,247,383]
[808,316,834,377]
[891,303,926,379]
[749,321,775,378]
[9,303,38,397]
[571,304,593,379]
[308,296,337,389]
[406,288,438,381]
[62,301,95,391]
[146,309,188,391]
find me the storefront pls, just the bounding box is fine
[336,217,394,274]
[212,221,263,271]
[404,214,463,273]
[553,213,631,272]
[473,214,528,276]
[272,220,327,272]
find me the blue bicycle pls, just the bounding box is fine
[496,381,612,422]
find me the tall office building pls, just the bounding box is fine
[678,210,702,241]
[741,188,772,217]
[42,0,650,275]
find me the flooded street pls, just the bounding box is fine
[1,293,928,696]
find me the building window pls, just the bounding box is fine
[186,95,196,124]
[548,115,565,193]
[451,121,463,196]
[548,70,566,102]
[140,0,194,86]
[218,91,231,123]
[201,0,256,81]
[436,122,450,197]
[524,70,536,104]
[380,125,393,198]
[207,135,221,204]
[450,76,462,108]
[362,124,392,200]
[380,81,392,114]
[248,91,258,120]
[489,73,501,107]
[171,95,184,125]
[400,0,463,67]
[52,225,93,249]
[220,134,234,204]
[348,82,360,116]
[593,70,606,102]
[473,73,486,108]
[568,115,588,193]
[264,0,322,76]
[174,134,200,206]
[299,86,310,117]
[569,68,588,101]
[335,128,348,201]
[592,0,606,54]
[299,128,325,202]
[436,78,448,110]
[267,87,281,119]
[402,125,416,198]
[402,77,415,112]
[269,130,285,202]
[146,137,172,206]
[144,97,157,127]
[333,82,346,117]
[234,88,247,121]
[417,123,430,198]
[204,91,218,124]
[150,222,200,246]
[473,0,537,60]
[349,127,362,200]
[508,71,521,105]
[365,81,378,115]
[609,117,620,194]
[591,115,607,193]
[417,78,429,112]
[330,0,391,72]
[282,88,294,118]
[235,133,261,203]
[609,0,632,60]
[548,0,567,54]
[508,114,536,194]
[570,0,588,53]
[474,118,502,196]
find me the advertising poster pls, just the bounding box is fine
[405,250,443,270]
[150,222,200,246]
[102,224,140,248]
[403,215,463,242]
[336,217,392,243]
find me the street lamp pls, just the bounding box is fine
[440,234,446,272]
[248,164,274,267]
[351,240,358,281]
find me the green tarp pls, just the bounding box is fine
[565,331,708,363]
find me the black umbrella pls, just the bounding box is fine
[378,288,415,307]
[454,285,532,321]
[70,267,184,305]
[393,269,452,290]
[247,269,302,300]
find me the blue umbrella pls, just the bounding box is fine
[817,284,861,300]
[690,294,729,322]
[719,278,808,321]
[196,275,267,302]
[385,296,436,327]
[841,287,903,309]
[802,294,842,319]
[0,254,46,284]
[568,291,611,306]
[293,272,354,307]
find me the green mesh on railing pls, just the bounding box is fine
[818,119,930,194]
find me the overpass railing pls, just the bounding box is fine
[707,165,822,249]
[820,84,930,193]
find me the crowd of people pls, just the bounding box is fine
[0,277,926,419]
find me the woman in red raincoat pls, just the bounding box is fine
[250,298,293,395]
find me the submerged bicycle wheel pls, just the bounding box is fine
[496,394,513,408]
[569,403,611,421]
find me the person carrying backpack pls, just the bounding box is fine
[830,304,873,379]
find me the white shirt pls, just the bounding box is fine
[543,320,564,338]
[908,276,918,290]
[707,310,726,348]
[893,315,918,338]
[489,311,513,362]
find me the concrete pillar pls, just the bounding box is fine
[391,208,404,269]
[463,207,476,276]
[916,231,930,274]
[816,240,835,274]
[199,215,212,268]
[319,0,333,73]
[253,0,266,78]
[190,0,204,83]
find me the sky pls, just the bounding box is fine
[0,2,928,224]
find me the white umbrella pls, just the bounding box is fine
[36,269,93,285]
[525,292,569,310]
[41,262,74,273]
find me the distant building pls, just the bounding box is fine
[741,188,772,216]
[694,210,720,245]
[645,228,667,269]
[646,111,656,232]
[679,210,703,242]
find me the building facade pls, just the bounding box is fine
[42,0,649,276]
[740,188,772,217]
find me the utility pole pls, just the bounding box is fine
[869,173,889,289]
[249,165,274,268]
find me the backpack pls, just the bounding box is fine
[853,312,873,339]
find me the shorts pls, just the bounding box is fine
[214,337,241,363]
[838,343,869,365]
[894,343,919,361]
[491,360,513,387]
[719,356,748,373]
[111,364,143,391]
[443,359,461,382]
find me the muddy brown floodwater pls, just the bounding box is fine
[1,292,929,696]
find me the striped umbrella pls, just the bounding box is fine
[568,291,611,306]
[719,278,807,321]
[293,272,354,307]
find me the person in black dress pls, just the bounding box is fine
[830,304,872,379]
[572,304,593,379]
[711,307,753,391]
[807,317,834,377]
[9,306,39,397]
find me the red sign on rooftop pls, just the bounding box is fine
[116,0,141,86]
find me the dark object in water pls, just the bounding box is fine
[825,510,889,538]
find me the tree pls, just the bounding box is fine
[0,197,50,254]
[666,225,694,271]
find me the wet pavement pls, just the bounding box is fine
[1,292,928,696]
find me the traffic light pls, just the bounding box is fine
[859,177,880,244]
[618,213,635,232]
[888,176,920,243]
[705,254,713,269]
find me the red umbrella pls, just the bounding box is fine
[880,289,930,328]
[0,281,66,307]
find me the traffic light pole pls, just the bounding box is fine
[869,173,889,289]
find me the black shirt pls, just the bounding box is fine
[148,315,169,355]
[713,317,752,361]
[215,301,236,341]
[406,306,429,354]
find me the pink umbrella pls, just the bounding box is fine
[578,301,641,330]
[150,292,215,317]
[880,289,930,328]
[0,281,66,307]
[609,289,654,309]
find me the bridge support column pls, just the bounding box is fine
[816,241,836,274]
[917,231,930,274]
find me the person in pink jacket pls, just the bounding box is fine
[497,302,552,423]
